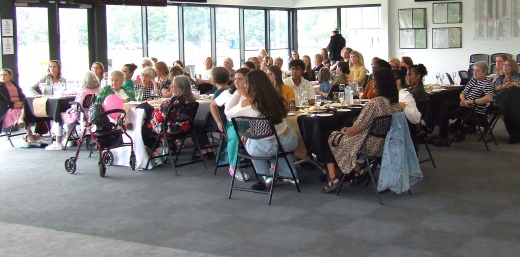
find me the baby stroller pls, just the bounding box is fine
[64,104,135,177]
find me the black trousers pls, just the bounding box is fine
[435,101,471,138]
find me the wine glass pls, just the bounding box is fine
[315,95,322,108]
[452,72,458,86]
[439,73,445,85]
[435,72,440,85]
[339,84,345,92]
[301,90,309,107]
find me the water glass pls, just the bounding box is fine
[315,95,322,108]
[452,72,458,86]
[338,92,345,101]
[339,84,345,91]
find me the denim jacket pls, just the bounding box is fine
[378,112,423,193]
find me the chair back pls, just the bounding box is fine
[216,105,227,133]
[162,101,199,133]
[361,115,393,151]
[445,73,454,85]
[459,70,470,85]
[517,54,520,63]
[491,53,512,63]
[231,116,276,140]
[469,54,489,64]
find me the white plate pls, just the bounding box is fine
[330,103,343,107]
[288,112,295,116]
[336,109,351,112]
[316,113,333,117]
[299,112,309,116]
[127,101,143,105]
[360,99,370,102]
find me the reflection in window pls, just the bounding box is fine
[244,9,265,59]
[269,10,289,62]
[297,9,337,59]
[148,6,179,67]
[16,7,49,93]
[183,6,211,76]
[215,7,240,69]
[60,8,89,82]
[341,6,383,66]
[106,5,142,78]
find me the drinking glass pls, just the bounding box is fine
[339,84,345,91]
[314,70,319,80]
[452,72,458,86]
[338,92,345,101]
[439,73,445,85]
[135,89,143,102]
[301,90,309,107]
[38,83,47,96]
[314,95,322,108]
[435,72,440,85]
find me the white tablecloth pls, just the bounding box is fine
[111,108,149,170]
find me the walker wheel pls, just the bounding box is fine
[130,153,136,170]
[65,157,76,174]
[98,159,106,177]
[104,151,114,166]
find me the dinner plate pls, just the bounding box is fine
[288,112,296,116]
[431,88,447,92]
[316,113,333,117]
[299,112,309,116]
[360,99,370,102]
[336,109,351,112]
[127,101,143,105]
[330,103,343,107]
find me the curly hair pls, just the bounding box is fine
[409,64,428,78]
[211,66,230,85]
[373,68,398,104]
[246,70,287,124]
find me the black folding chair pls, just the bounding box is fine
[145,102,206,173]
[459,70,470,86]
[415,100,436,168]
[448,105,496,151]
[211,105,228,174]
[335,115,393,205]
[63,94,96,150]
[480,105,501,144]
[197,83,216,95]
[229,117,300,205]
[469,54,489,64]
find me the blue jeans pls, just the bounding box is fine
[245,128,298,178]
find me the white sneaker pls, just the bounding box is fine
[62,139,74,147]
[232,168,249,182]
[283,178,300,185]
[45,142,64,151]
[263,176,273,186]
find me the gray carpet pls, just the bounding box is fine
[1,123,519,257]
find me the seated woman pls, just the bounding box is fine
[26,60,67,142]
[135,67,159,101]
[195,57,214,84]
[312,53,324,80]
[321,68,402,193]
[492,59,520,143]
[393,69,421,125]
[241,61,255,71]
[142,75,196,165]
[248,56,261,70]
[210,68,250,181]
[0,68,25,134]
[405,64,429,102]
[266,65,295,109]
[332,62,349,85]
[330,47,352,73]
[315,67,332,98]
[427,61,493,147]
[302,55,314,81]
[96,71,135,104]
[321,48,331,68]
[122,63,138,89]
[91,62,105,84]
[362,59,391,99]
[155,61,172,98]
[347,50,367,85]
[492,54,508,82]
[45,71,101,150]
[223,57,236,81]
[225,70,299,185]
[389,57,402,71]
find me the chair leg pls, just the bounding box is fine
[228,156,241,199]
[192,136,207,169]
[282,155,301,193]
[476,125,490,151]
[145,135,162,170]
[366,157,383,205]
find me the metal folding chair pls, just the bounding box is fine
[448,105,496,151]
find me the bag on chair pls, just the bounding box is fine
[88,104,113,133]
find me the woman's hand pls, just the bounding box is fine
[241,136,248,145]
[340,127,349,134]
[13,101,23,109]
[398,102,406,110]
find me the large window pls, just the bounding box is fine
[269,10,289,62]
[244,9,265,59]
[16,7,49,93]
[59,8,89,82]
[215,7,240,69]
[106,5,143,75]
[297,9,337,59]
[341,6,383,66]
[183,6,211,76]
[148,6,179,67]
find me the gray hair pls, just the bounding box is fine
[110,70,125,81]
[474,61,489,74]
[141,67,157,78]
[173,75,196,102]
[82,71,100,89]
[224,57,234,69]
[142,58,153,67]
[274,57,283,64]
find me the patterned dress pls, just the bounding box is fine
[328,96,401,174]
[491,74,520,106]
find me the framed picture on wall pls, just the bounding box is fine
[432,27,462,48]
[399,28,427,49]
[399,8,426,29]
[433,2,462,24]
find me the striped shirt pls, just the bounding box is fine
[462,77,493,114]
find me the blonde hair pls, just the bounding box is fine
[389,58,401,69]
[349,51,365,66]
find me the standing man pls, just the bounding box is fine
[327,28,346,66]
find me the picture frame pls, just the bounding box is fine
[433,2,462,24]
[398,8,426,29]
[399,28,427,49]
[432,27,462,48]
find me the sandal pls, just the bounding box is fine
[321,176,341,194]
[351,169,370,186]
[25,135,37,143]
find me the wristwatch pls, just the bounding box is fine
[473,99,476,104]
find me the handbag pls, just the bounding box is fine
[63,106,80,124]
[330,131,345,147]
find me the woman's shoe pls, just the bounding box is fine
[321,176,341,194]
[351,170,370,186]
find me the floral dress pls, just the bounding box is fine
[148,95,193,135]
[328,96,401,174]
[491,74,520,106]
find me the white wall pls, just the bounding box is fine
[389,0,520,84]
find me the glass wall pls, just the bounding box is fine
[244,9,265,60]
[16,7,49,93]
[148,6,179,67]
[59,8,89,82]
[215,7,240,68]
[183,6,211,76]
[297,8,337,59]
[106,5,143,77]
[341,6,383,67]
[269,10,289,63]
